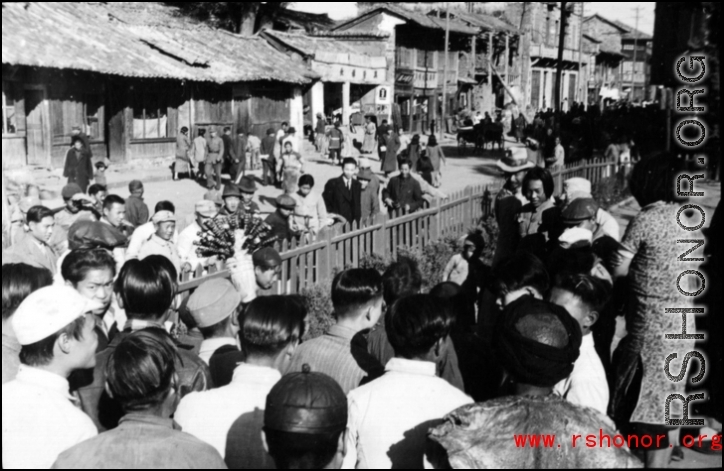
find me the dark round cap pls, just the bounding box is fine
[265,365,348,434]
[276,194,297,210]
[252,247,282,268]
[561,197,599,224]
[495,296,582,388]
[239,177,258,194]
[68,220,127,251]
[61,183,83,200]
[222,184,243,199]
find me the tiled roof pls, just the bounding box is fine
[335,3,480,35]
[441,10,519,35]
[274,9,338,32]
[310,30,391,39]
[611,20,653,41]
[1,2,316,84]
[261,30,387,70]
[263,30,362,56]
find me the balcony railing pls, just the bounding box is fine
[533,43,582,63]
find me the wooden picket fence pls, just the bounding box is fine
[177,156,618,297]
[549,156,617,197]
[178,184,495,296]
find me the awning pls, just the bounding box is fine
[458,77,478,84]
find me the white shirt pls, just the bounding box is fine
[138,234,181,273]
[198,337,238,365]
[2,366,98,469]
[596,209,621,242]
[127,221,179,260]
[343,358,473,470]
[175,363,281,460]
[177,221,209,271]
[554,335,610,416]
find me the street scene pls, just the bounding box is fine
[1,2,721,469]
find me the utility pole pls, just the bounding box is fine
[555,2,569,112]
[630,6,643,102]
[578,2,585,106]
[441,2,450,140]
[519,2,533,113]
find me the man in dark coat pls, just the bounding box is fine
[64,139,94,193]
[383,158,423,215]
[323,157,362,225]
[222,127,239,183]
[377,120,390,154]
[70,125,93,159]
[265,195,298,243]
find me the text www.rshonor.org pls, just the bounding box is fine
[513,431,722,449]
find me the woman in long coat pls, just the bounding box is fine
[63,140,93,192]
[361,116,377,154]
[381,129,401,177]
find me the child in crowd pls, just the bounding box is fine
[94,161,108,187]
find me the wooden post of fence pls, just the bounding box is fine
[430,198,441,241]
[466,186,474,228]
[556,166,564,197]
[319,227,332,284]
[374,213,388,258]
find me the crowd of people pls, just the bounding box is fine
[2,105,722,469]
[3,138,721,469]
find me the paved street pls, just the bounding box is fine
[31,131,509,223]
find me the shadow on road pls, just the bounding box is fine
[472,164,504,178]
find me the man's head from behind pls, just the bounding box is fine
[382,258,422,307]
[331,269,384,330]
[386,294,452,363]
[129,180,144,198]
[264,366,348,469]
[491,252,550,309]
[549,273,611,336]
[114,259,176,323]
[2,264,54,322]
[61,249,117,316]
[240,296,306,373]
[14,286,102,375]
[106,329,181,416]
[188,279,242,342]
[495,296,582,391]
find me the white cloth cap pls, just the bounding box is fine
[358,158,372,169]
[152,210,176,224]
[559,227,594,249]
[11,286,103,346]
[564,177,592,199]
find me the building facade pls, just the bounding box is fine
[1,2,315,170]
[498,2,588,113]
[261,30,390,127]
[615,21,653,102]
[333,4,479,134]
[582,15,628,106]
